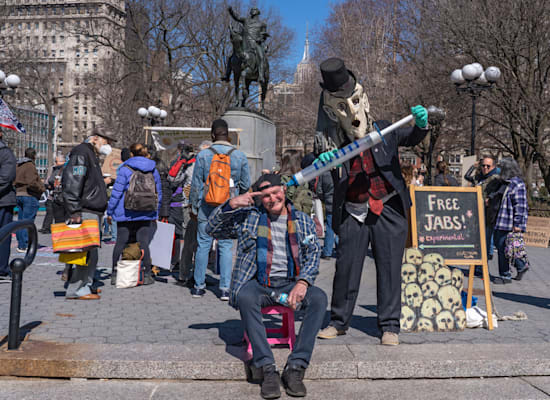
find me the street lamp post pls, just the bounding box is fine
[0,69,21,98]
[137,106,167,145]
[450,63,501,156]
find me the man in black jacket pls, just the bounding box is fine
[0,131,16,280]
[62,130,116,300]
[314,58,429,345]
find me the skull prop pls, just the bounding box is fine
[421,298,442,319]
[405,283,423,308]
[400,305,416,331]
[417,317,434,332]
[418,263,435,285]
[451,268,464,290]
[323,82,372,141]
[423,253,445,269]
[401,264,417,284]
[404,248,423,265]
[454,309,466,330]
[437,285,462,312]
[422,281,439,298]
[436,310,455,331]
[435,266,452,286]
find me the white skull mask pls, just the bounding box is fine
[418,263,435,285]
[421,298,442,319]
[323,83,371,141]
[405,283,423,308]
[455,309,466,330]
[422,281,439,298]
[400,305,416,331]
[437,285,461,312]
[436,310,455,331]
[435,266,452,286]
[451,268,464,289]
[401,263,417,284]
[423,253,445,269]
[417,317,434,332]
[404,248,423,265]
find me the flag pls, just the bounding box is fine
[0,98,26,133]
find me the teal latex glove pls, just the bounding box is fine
[315,149,341,168]
[411,105,428,128]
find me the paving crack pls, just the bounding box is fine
[519,376,550,397]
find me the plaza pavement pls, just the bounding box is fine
[0,213,549,382]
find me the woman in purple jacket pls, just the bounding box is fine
[107,143,162,285]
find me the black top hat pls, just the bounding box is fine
[319,57,356,98]
[92,128,118,142]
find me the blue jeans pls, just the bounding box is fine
[486,225,495,258]
[494,229,527,279]
[322,214,337,257]
[16,196,39,250]
[103,218,117,241]
[0,206,14,275]
[194,218,233,290]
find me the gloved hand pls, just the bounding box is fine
[411,105,428,128]
[315,149,341,168]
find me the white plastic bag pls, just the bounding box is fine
[466,306,498,329]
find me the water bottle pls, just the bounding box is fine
[270,291,301,310]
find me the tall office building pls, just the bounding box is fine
[0,0,126,151]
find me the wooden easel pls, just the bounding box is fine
[409,186,494,330]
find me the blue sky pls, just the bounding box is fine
[260,0,338,71]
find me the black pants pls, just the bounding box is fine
[330,196,407,334]
[112,221,153,275]
[238,278,327,369]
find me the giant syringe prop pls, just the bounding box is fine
[288,114,414,186]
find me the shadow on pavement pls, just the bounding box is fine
[492,292,550,310]
[0,320,42,347]
[189,319,244,346]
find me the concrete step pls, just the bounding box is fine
[1,340,550,380]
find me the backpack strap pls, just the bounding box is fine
[124,165,135,172]
[209,146,235,157]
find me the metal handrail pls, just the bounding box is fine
[0,220,37,350]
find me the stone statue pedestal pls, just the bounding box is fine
[223,109,276,183]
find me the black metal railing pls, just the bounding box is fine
[0,220,37,350]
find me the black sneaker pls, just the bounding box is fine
[191,288,206,298]
[281,363,306,397]
[111,272,117,286]
[493,276,512,285]
[261,364,281,399]
[514,267,529,281]
[220,289,230,301]
[142,275,155,285]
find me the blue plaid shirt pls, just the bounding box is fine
[495,177,528,232]
[206,201,321,309]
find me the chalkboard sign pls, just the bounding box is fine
[410,186,487,265]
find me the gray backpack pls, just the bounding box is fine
[124,166,158,211]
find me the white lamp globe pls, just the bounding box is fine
[485,66,501,82]
[137,107,148,117]
[471,63,484,76]
[462,64,481,80]
[450,69,465,84]
[159,110,167,119]
[0,70,5,82]
[5,74,20,88]
[475,71,488,84]
[150,107,161,118]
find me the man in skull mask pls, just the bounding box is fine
[315,58,429,345]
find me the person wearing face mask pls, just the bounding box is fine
[314,58,430,346]
[61,129,116,300]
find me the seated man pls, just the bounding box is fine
[206,174,327,399]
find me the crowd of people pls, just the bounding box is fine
[0,56,537,399]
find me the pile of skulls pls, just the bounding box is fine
[400,248,466,332]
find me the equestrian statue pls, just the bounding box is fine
[222,6,270,113]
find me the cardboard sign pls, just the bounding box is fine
[101,148,122,178]
[525,216,550,248]
[410,186,487,265]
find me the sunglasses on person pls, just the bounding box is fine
[481,164,492,168]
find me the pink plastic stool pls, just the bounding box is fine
[244,305,296,355]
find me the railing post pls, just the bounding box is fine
[8,258,25,350]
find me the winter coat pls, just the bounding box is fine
[107,156,162,222]
[433,173,459,187]
[62,142,108,215]
[15,158,45,199]
[0,139,16,207]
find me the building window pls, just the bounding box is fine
[83,106,87,115]
[51,49,55,57]
[75,78,79,86]
[75,49,80,57]
[84,63,88,72]
[43,50,47,57]
[83,121,87,129]
[59,79,63,87]
[59,49,64,57]
[51,36,55,43]
[75,63,79,71]
[74,107,78,115]
[92,64,97,72]
[93,48,98,57]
